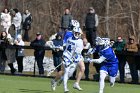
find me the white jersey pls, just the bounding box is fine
[63,37,84,64]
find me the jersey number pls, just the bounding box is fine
[67,45,72,52]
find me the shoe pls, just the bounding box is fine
[110,82,114,87]
[57,79,63,86]
[64,88,69,93]
[99,90,103,93]
[51,79,57,91]
[73,83,83,91]
[11,69,16,74]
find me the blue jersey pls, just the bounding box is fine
[97,46,118,77]
[63,31,73,44]
[99,47,118,65]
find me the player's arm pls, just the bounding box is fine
[86,48,96,55]
[89,56,106,64]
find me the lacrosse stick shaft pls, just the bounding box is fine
[55,62,63,70]
[47,62,63,76]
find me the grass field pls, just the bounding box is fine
[0,75,139,93]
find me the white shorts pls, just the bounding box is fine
[64,63,77,78]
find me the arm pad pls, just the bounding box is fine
[90,56,106,64]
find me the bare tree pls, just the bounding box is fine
[105,0,110,37]
[0,0,139,42]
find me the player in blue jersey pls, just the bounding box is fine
[87,37,118,93]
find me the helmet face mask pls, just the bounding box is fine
[73,27,82,39]
[74,32,81,39]
[96,37,105,46]
[96,37,110,50]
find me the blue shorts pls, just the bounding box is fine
[100,63,118,77]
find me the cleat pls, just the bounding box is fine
[73,83,83,91]
[110,82,114,87]
[99,90,103,93]
[57,79,63,86]
[64,88,69,93]
[51,79,57,91]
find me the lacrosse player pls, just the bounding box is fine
[63,26,84,92]
[87,37,118,93]
[51,20,85,92]
[51,27,84,93]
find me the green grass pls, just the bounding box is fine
[0,75,139,93]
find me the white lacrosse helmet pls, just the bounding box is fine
[71,20,80,27]
[102,38,110,46]
[96,37,110,46]
[73,27,82,39]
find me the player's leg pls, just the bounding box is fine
[53,57,63,83]
[109,76,116,87]
[51,70,64,91]
[109,64,118,87]
[73,60,85,91]
[57,75,64,86]
[62,56,72,92]
[51,71,61,91]
[68,63,77,78]
[51,79,57,91]
[63,66,70,92]
[99,70,107,93]
[51,56,63,91]
[63,63,77,92]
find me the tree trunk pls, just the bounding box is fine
[105,0,110,37]
[128,0,136,36]
[138,2,140,43]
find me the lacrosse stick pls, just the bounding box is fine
[47,44,76,76]
[47,62,63,76]
[46,53,75,76]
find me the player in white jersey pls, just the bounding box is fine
[51,26,84,93]
[63,27,84,92]
[87,37,118,93]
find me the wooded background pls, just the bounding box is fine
[0,0,140,43]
